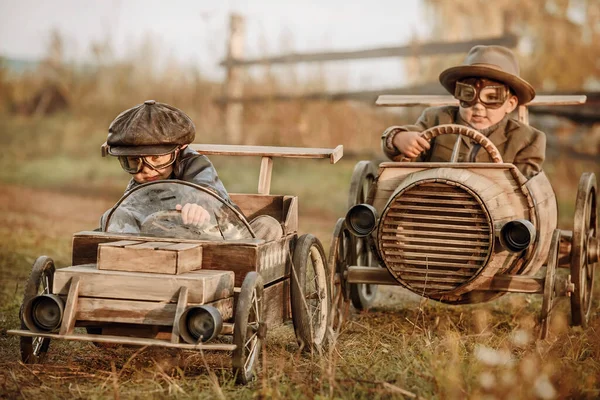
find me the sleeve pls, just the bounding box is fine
[380,108,438,160]
[514,128,546,179]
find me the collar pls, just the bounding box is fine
[454,111,515,149]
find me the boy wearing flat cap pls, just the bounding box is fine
[101,100,282,240]
[381,45,545,179]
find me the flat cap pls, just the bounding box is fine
[107,100,195,156]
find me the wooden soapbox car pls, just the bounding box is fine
[9,144,342,384]
[330,95,598,338]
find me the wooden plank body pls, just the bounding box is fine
[54,265,234,304]
[262,279,291,327]
[73,296,233,326]
[370,162,546,302]
[73,231,295,288]
[97,240,203,274]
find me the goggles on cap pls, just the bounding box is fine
[117,149,179,174]
[454,79,509,109]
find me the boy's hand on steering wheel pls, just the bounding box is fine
[176,203,210,226]
[392,131,431,159]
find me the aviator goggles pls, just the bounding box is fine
[454,78,509,109]
[117,149,179,174]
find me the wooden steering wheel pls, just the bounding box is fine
[386,124,504,163]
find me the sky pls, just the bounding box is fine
[0,0,427,89]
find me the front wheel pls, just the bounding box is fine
[232,272,266,384]
[290,234,330,353]
[20,256,55,363]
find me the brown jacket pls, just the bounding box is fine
[381,106,546,179]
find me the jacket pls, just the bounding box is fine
[381,106,546,179]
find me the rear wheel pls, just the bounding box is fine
[20,256,55,363]
[291,234,330,352]
[232,272,265,384]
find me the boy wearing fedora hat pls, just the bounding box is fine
[101,100,283,240]
[381,45,545,179]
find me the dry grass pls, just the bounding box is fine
[1,41,600,399]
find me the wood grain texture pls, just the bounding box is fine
[97,240,203,274]
[59,277,80,335]
[54,265,234,304]
[72,231,262,267]
[170,287,189,343]
[258,156,273,195]
[189,144,343,164]
[74,296,233,326]
[262,279,291,327]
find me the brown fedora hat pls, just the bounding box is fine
[439,45,535,105]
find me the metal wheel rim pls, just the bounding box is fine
[572,174,598,326]
[305,245,329,345]
[540,230,560,339]
[242,286,262,378]
[328,219,350,330]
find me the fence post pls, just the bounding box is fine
[223,13,245,144]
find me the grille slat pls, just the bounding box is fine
[378,181,492,295]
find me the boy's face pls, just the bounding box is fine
[456,78,518,130]
[131,160,174,184]
[120,145,187,184]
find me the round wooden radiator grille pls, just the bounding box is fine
[377,180,493,296]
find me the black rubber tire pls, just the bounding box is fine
[232,272,265,385]
[20,256,55,364]
[290,234,330,353]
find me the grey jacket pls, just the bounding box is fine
[381,106,546,179]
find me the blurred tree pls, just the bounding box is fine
[414,0,600,91]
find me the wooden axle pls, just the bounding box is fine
[345,266,569,294]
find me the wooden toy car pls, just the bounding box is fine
[9,144,342,384]
[329,95,598,339]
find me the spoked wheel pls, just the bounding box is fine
[348,161,379,310]
[20,256,55,364]
[571,173,598,327]
[540,229,561,339]
[328,218,351,332]
[291,234,330,352]
[232,272,266,384]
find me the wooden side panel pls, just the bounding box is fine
[229,194,284,221]
[257,234,295,285]
[75,296,234,326]
[521,171,558,274]
[54,265,234,304]
[72,231,262,267]
[201,244,259,286]
[262,279,290,327]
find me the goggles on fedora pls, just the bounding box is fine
[117,149,179,174]
[454,78,509,109]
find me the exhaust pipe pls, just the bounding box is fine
[23,294,65,333]
[499,219,536,253]
[178,305,223,344]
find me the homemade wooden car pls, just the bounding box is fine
[330,95,598,338]
[9,144,342,384]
